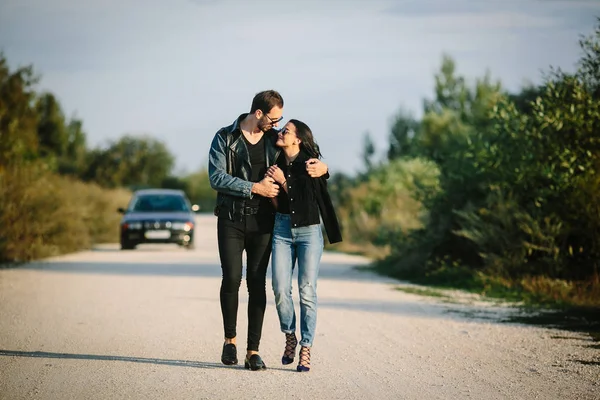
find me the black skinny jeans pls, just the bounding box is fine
[217,214,273,351]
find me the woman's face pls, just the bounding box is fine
[276,122,300,148]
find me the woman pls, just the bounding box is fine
[265,119,342,372]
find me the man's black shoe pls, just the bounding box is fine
[221,343,238,365]
[244,354,267,371]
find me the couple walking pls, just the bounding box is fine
[208,90,342,372]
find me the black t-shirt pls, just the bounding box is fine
[243,134,267,208]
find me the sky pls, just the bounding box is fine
[1,0,599,175]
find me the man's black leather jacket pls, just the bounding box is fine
[208,114,281,221]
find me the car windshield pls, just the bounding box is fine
[130,194,190,212]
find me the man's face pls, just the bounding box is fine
[257,106,283,132]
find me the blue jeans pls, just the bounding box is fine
[271,213,323,347]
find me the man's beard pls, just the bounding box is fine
[257,118,271,132]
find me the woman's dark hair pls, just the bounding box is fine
[289,119,322,159]
[250,90,284,114]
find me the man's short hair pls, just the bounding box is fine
[250,90,284,114]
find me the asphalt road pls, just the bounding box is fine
[0,215,598,400]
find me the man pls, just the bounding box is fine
[208,90,328,371]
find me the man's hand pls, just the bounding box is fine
[251,176,280,198]
[306,159,328,178]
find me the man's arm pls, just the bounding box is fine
[208,131,253,198]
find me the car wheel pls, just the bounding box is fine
[120,240,136,250]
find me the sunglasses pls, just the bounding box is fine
[263,112,283,125]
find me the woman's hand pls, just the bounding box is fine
[265,165,286,185]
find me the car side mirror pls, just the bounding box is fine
[117,207,126,214]
[191,204,200,212]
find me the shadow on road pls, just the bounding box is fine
[573,359,600,366]
[90,244,188,253]
[318,297,600,365]
[20,262,224,278]
[16,260,385,283]
[0,349,293,372]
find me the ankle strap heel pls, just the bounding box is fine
[296,346,311,372]
[282,333,297,365]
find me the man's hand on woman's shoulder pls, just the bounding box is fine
[306,159,328,178]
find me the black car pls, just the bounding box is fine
[118,189,199,250]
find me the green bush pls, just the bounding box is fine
[453,189,564,278]
[452,39,600,281]
[341,23,600,307]
[332,157,440,257]
[0,162,131,263]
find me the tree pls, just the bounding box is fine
[59,117,88,176]
[0,54,39,167]
[433,22,600,282]
[83,135,175,188]
[376,55,504,272]
[387,109,419,161]
[35,92,68,160]
[361,131,376,172]
[423,55,469,117]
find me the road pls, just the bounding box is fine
[0,215,598,400]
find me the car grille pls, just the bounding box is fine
[144,221,173,230]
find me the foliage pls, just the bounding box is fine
[360,131,376,173]
[183,168,216,212]
[0,54,131,262]
[333,157,440,257]
[0,162,130,262]
[0,54,39,167]
[453,27,600,281]
[82,135,175,189]
[338,23,600,306]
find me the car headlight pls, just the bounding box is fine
[172,222,193,231]
[124,222,143,230]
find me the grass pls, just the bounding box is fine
[395,286,451,299]
[368,260,600,341]
[367,262,600,344]
[325,241,389,260]
[373,260,600,309]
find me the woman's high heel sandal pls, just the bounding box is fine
[282,332,298,365]
[296,346,311,372]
